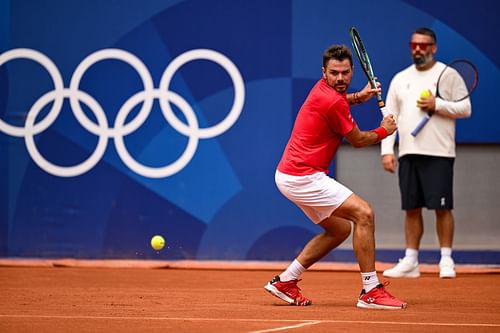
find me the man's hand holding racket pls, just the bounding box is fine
[380,109,398,174]
[381,113,397,136]
[354,80,382,104]
[379,114,397,172]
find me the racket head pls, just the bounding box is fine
[349,27,384,108]
[436,59,478,102]
[349,27,376,83]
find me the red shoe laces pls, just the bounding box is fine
[282,280,301,294]
[378,282,397,299]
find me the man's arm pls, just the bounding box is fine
[418,94,472,119]
[347,81,381,105]
[345,115,397,148]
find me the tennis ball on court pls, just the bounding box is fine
[151,235,165,251]
[420,89,432,98]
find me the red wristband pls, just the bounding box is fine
[372,126,388,141]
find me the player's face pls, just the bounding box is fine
[410,33,437,70]
[322,58,353,93]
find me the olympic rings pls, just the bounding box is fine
[0,48,64,137]
[0,48,245,178]
[159,49,245,139]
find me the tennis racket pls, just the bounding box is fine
[349,26,388,117]
[411,59,478,136]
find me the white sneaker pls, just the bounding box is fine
[383,257,420,278]
[439,257,456,278]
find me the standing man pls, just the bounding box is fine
[264,44,407,309]
[381,28,471,279]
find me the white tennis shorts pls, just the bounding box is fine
[275,170,353,224]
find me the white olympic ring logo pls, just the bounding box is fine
[0,48,245,178]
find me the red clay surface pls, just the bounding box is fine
[1,263,499,332]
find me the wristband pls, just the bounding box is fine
[372,126,388,142]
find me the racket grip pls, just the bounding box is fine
[411,114,431,137]
[379,106,389,117]
[377,100,390,117]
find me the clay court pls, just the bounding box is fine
[1,260,499,332]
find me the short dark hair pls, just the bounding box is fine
[322,45,353,68]
[414,27,437,43]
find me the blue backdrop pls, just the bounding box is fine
[1,0,498,260]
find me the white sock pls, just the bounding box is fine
[405,248,419,264]
[279,259,306,282]
[441,247,452,258]
[361,271,379,292]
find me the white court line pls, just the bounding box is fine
[0,314,499,328]
[248,320,321,333]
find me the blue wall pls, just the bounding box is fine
[1,0,499,260]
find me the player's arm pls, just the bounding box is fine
[347,81,382,105]
[345,115,397,148]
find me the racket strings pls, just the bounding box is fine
[451,62,478,91]
[438,61,478,101]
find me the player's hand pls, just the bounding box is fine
[358,80,381,103]
[416,93,436,112]
[381,114,397,135]
[382,154,396,173]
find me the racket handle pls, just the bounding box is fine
[378,100,389,117]
[379,106,389,117]
[411,114,431,136]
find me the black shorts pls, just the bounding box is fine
[398,155,454,210]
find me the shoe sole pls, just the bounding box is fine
[357,300,408,310]
[439,272,456,278]
[264,283,295,305]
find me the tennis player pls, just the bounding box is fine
[264,45,407,309]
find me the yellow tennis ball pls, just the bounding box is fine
[151,235,165,251]
[420,89,431,98]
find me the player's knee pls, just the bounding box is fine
[356,203,374,228]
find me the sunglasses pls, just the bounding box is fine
[409,42,435,51]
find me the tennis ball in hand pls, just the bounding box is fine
[151,235,165,251]
[420,89,432,98]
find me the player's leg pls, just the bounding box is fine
[265,217,351,305]
[277,216,351,283]
[296,216,352,268]
[265,171,351,305]
[331,193,375,272]
[275,170,354,269]
[266,171,355,305]
[332,193,407,309]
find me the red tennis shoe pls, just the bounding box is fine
[357,282,407,309]
[264,275,312,306]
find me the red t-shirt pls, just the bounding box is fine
[277,79,356,176]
